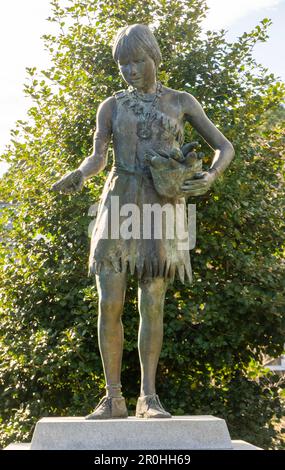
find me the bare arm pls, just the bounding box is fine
[180,92,235,196]
[182,92,234,175]
[78,96,114,179]
[51,96,114,193]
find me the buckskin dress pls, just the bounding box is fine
[88,87,192,284]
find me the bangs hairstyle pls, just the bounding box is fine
[112,24,162,68]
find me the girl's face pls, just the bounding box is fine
[118,50,156,92]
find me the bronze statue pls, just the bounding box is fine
[52,24,234,419]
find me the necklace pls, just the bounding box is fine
[127,81,163,140]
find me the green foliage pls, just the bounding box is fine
[0,0,284,449]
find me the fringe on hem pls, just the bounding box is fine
[87,255,192,285]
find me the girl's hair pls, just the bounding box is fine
[112,24,162,68]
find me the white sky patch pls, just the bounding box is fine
[203,0,282,30]
[0,1,53,160]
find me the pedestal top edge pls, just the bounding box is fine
[37,415,224,423]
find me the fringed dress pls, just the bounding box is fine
[88,88,192,284]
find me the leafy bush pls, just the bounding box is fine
[0,0,284,449]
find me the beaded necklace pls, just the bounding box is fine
[127,81,163,140]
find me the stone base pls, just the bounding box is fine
[5,443,32,450]
[4,440,261,450]
[4,416,262,450]
[30,415,232,450]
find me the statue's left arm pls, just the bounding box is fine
[180,92,235,196]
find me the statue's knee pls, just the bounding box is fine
[140,277,168,302]
[141,290,165,313]
[99,296,123,320]
[141,301,164,323]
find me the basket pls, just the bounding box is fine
[145,148,203,200]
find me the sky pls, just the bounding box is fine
[0,0,284,176]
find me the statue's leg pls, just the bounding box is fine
[138,276,168,395]
[136,275,171,418]
[96,266,127,396]
[85,266,128,420]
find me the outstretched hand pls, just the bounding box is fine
[51,169,84,194]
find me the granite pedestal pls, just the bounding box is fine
[4,415,262,450]
[35,415,228,450]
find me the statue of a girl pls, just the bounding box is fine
[52,24,234,419]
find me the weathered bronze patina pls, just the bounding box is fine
[52,24,234,419]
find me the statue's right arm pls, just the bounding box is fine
[51,97,115,193]
[78,96,115,179]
